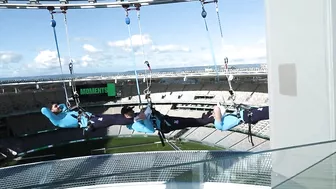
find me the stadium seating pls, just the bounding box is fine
[0,94,13,115]
[33,91,57,107]
[0,80,270,153]
[9,92,35,111]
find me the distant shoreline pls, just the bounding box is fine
[0,63,264,81]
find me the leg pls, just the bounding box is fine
[213,105,224,130]
[160,115,215,133]
[89,114,133,131]
[0,146,17,158]
[243,106,269,124]
[213,105,244,131]
[169,116,214,127]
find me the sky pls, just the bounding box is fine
[0,0,266,78]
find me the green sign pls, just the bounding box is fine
[79,83,116,97]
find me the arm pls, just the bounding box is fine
[133,106,152,122]
[41,107,61,126]
[58,104,68,112]
[133,112,146,122]
[128,119,155,133]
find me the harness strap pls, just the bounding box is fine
[235,103,254,146]
[247,110,254,146]
[150,108,168,147]
[70,106,91,128]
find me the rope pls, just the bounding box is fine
[136,7,152,101]
[62,10,80,107]
[215,1,224,47]
[63,11,73,63]
[136,9,147,63]
[125,11,142,108]
[214,0,235,99]
[69,62,80,107]
[200,2,219,83]
[49,13,70,108]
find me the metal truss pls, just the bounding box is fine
[0,0,197,9]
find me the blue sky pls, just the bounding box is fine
[0,0,266,77]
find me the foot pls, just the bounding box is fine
[88,124,96,132]
[83,129,89,139]
[217,104,226,114]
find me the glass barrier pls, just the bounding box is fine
[1,140,336,189]
[0,151,271,189]
[272,140,336,189]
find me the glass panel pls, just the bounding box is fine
[1,140,336,189]
[0,151,271,188]
[272,141,336,189]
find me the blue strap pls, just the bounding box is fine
[201,6,219,82]
[51,18,70,107]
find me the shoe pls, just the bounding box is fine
[83,129,89,139]
[87,122,96,132]
[7,148,17,156]
[159,122,171,133]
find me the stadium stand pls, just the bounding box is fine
[33,91,57,107]
[54,89,67,104]
[9,92,35,111]
[248,93,268,105]
[166,84,185,92]
[0,94,13,114]
[0,74,270,154]
[150,83,168,93]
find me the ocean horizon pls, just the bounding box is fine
[0,64,263,81]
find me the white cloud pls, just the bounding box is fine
[105,34,266,69]
[152,45,190,53]
[108,34,152,51]
[12,36,266,77]
[28,50,65,70]
[201,40,266,64]
[83,44,100,53]
[107,34,191,62]
[0,51,22,64]
[24,50,92,75]
[77,52,115,70]
[80,55,94,67]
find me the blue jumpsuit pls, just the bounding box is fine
[41,104,134,130]
[41,104,91,128]
[214,106,269,131]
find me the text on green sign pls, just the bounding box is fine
[80,87,107,95]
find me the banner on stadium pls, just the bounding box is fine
[77,83,116,97]
[75,83,117,102]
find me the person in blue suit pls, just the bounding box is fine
[213,104,269,131]
[121,105,214,133]
[41,103,134,131]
